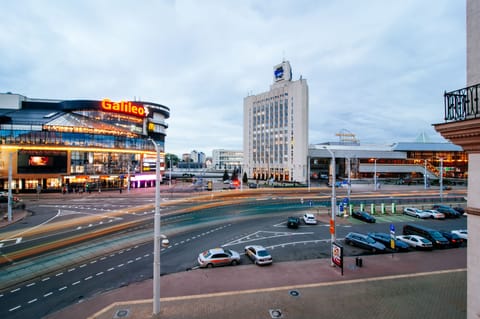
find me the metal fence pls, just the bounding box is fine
[444,83,480,122]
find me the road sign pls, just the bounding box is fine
[390,223,395,232]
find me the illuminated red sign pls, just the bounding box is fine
[101,99,146,117]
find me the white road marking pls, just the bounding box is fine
[96,272,104,276]
[26,283,36,287]
[44,292,53,297]
[79,264,87,268]
[28,298,38,304]
[118,263,124,267]
[59,286,67,291]
[9,305,21,311]
[84,276,93,280]
[72,281,80,285]
[68,268,76,272]
[11,288,20,293]
[56,272,64,277]
[42,277,50,282]
[107,267,115,272]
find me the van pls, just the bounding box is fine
[403,224,449,248]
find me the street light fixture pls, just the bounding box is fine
[323,147,336,266]
[149,138,162,316]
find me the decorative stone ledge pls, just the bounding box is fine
[467,206,480,216]
[434,118,480,152]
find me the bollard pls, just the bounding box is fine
[381,203,385,214]
[371,203,375,215]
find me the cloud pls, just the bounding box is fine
[0,0,466,155]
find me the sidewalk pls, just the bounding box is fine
[45,248,467,319]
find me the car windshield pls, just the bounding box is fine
[257,250,269,257]
[202,251,212,258]
[420,238,430,243]
[224,250,232,256]
[365,237,376,244]
[431,232,445,240]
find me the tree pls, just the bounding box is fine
[242,172,248,184]
[165,153,179,168]
[223,169,230,181]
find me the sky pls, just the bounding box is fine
[0,0,466,156]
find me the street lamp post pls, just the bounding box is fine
[307,156,311,192]
[373,158,377,191]
[324,147,336,266]
[424,160,428,190]
[439,158,444,201]
[149,138,162,316]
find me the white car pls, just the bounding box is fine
[244,245,273,265]
[403,207,430,219]
[303,213,317,225]
[451,229,468,241]
[423,209,446,220]
[397,235,433,250]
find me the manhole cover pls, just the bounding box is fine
[269,309,283,318]
[114,308,130,318]
[289,290,300,297]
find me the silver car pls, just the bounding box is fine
[198,248,240,268]
[244,245,273,265]
[403,207,430,219]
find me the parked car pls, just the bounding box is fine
[439,231,465,248]
[396,235,433,250]
[451,229,468,241]
[302,213,317,225]
[403,207,430,219]
[452,207,465,215]
[248,183,258,189]
[0,195,26,210]
[287,216,301,229]
[344,232,386,253]
[351,211,376,223]
[367,232,410,251]
[197,248,241,268]
[423,209,445,220]
[403,224,449,249]
[244,245,273,265]
[432,204,461,218]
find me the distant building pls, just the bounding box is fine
[243,61,309,183]
[212,149,243,170]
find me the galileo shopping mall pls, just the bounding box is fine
[0,92,169,193]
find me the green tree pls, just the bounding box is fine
[242,172,248,184]
[223,169,230,181]
[164,153,179,168]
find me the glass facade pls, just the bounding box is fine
[0,94,169,193]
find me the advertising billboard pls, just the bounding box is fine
[17,150,68,174]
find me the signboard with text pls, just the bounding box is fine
[332,242,344,275]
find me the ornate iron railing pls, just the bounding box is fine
[444,83,480,122]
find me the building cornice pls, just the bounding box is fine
[434,118,480,153]
[467,206,480,217]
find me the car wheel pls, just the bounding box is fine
[207,263,213,268]
[231,260,238,266]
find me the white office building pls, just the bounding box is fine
[243,61,309,183]
[212,149,243,170]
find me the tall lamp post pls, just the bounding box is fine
[439,158,444,201]
[149,138,162,316]
[324,147,336,266]
[373,158,377,191]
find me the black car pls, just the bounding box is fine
[344,232,386,253]
[439,231,465,248]
[352,211,376,223]
[367,232,410,251]
[432,204,461,218]
[452,207,465,215]
[287,216,300,229]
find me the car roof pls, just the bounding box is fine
[207,248,226,254]
[246,245,266,250]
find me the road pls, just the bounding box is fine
[0,186,468,318]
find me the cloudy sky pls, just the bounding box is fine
[0,0,466,156]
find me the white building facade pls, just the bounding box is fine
[212,149,243,170]
[434,1,479,318]
[243,61,309,183]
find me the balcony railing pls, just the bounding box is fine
[444,83,480,122]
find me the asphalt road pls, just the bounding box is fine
[0,188,468,319]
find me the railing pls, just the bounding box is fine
[444,83,480,122]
